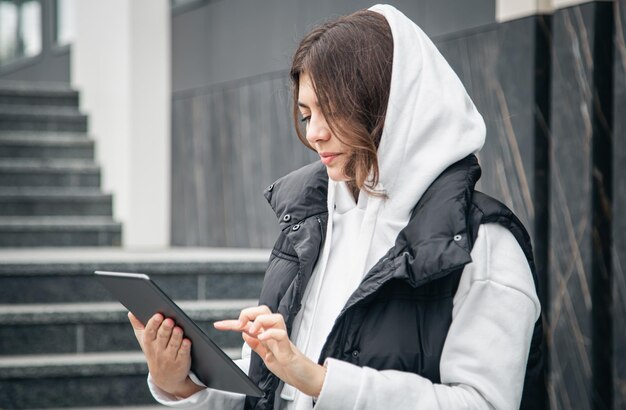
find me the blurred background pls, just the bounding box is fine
[0,0,623,408]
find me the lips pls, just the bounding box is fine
[319,152,340,165]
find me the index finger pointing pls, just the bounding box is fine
[214,319,247,331]
[214,305,272,332]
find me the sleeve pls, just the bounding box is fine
[147,342,252,409]
[313,223,541,410]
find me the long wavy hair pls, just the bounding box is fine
[290,10,393,196]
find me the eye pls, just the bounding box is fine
[300,116,311,126]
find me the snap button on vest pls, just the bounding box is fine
[283,214,291,222]
[352,350,360,358]
[454,234,462,241]
[292,224,300,231]
[267,184,274,192]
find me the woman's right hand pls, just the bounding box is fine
[128,312,204,398]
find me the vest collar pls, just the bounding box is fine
[389,154,481,286]
[265,155,481,286]
[264,161,328,231]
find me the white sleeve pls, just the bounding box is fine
[147,342,252,409]
[313,223,541,410]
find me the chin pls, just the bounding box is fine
[326,167,348,182]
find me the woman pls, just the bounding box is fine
[129,4,545,409]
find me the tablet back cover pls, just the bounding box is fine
[94,270,262,397]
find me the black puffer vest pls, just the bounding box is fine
[244,155,545,410]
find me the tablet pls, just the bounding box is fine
[94,270,263,397]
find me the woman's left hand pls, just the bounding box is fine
[214,305,326,397]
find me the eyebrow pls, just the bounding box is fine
[298,101,319,109]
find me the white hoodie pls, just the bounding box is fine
[148,4,540,409]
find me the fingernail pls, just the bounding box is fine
[182,340,190,348]
[153,314,162,323]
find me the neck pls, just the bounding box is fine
[347,182,359,203]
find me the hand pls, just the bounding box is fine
[214,306,326,397]
[128,312,203,398]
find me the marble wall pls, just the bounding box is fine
[613,1,626,408]
[549,2,614,409]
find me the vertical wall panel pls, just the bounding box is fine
[613,1,626,408]
[549,3,614,409]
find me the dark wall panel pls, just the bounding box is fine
[548,3,614,409]
[613,1,626,408]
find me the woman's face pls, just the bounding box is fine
[298,72,350,181]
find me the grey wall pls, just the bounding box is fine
[0,0,71,83]
[171,0,495,93]
[170,0,496,247]
[171,72,317,247]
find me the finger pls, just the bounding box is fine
[257,328,289,343]
[166,326,184,358]
[128,312,145,330]
[237,305,273,328]
[214,305,273,332]
[249,313,286,335]
[143,313,163,343]
[214,319,250,332]
[156,318,175,350]
[177,338,192,361]
[243,332,268,358]
[257,329,293,362]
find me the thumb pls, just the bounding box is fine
[128,312,145,330]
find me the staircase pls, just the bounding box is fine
[0,81,268,408]
[0,248,268,408]
[0,80,121,247]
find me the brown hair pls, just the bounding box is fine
[290,10,393,196]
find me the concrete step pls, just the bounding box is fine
[0,247,268,303]
[0,133,94,159]
[0,105,87,132]
[0,159,100,187]
[0,130,91,139]
[0,299,256,355]
[0,217,122,247]
[0,350,240,409]
[0,188,113,216]
[0,80,79,108]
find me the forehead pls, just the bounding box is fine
[298,72,317,103]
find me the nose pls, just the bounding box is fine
[305,115,331,145]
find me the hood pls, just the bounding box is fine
[338,4,486,275]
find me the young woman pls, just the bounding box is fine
[129,4,545,409]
